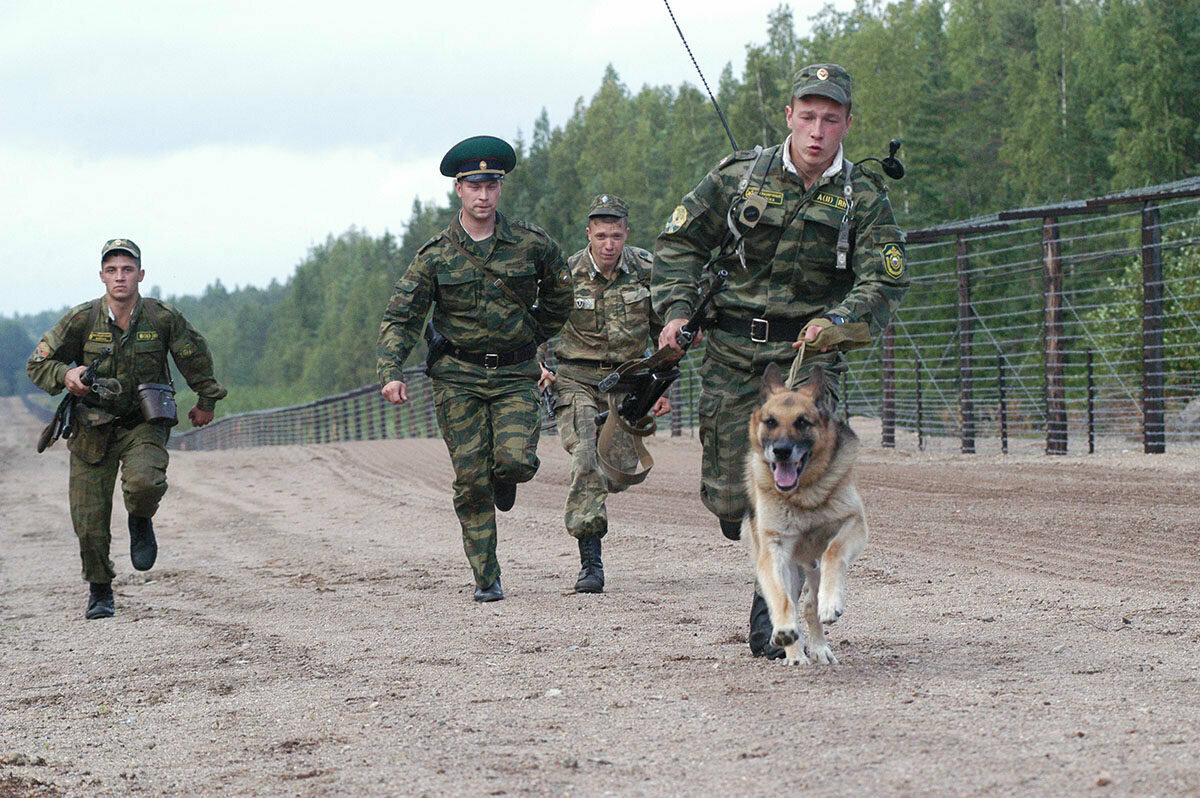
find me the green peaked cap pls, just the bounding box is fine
[439,135,517,181]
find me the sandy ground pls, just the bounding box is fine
[1,395,1198,797]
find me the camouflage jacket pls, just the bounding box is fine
[652,142,908,366]
[377,211,571,384]
[543,245,662,380]
[27,296,227,415]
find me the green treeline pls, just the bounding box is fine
[6,1,1198,415]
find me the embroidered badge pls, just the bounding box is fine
[32,341,51,362]
[882,243,905,278]
[575,297,596,310]
[812,192,849,211]
[88,331,114,343]
[664,205,688,234]
[744,187,784,206]
[559,267,571,284]
[136,331,158,341]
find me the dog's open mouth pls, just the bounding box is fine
[770,453,808,491]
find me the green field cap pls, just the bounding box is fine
[792,63,852,106]
[439,135,517,181]
[587,194,629,219]
[101,238,141,260]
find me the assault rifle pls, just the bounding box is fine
[37,348,120,453]
[594,268,727,429]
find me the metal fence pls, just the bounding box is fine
[172,178,1200,454]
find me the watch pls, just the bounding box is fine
[825,314,845,325]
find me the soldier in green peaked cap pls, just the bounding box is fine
[652,62,909,659]
[378,135,571,603]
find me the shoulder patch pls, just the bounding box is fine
[32,341,52,362]
[882,243,905,278]
[663,205,688,235]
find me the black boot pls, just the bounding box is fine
[574,536,604,594]
[473,577,504,602]
[85,582,114,620]
[748,591,785,659]
[493,481,516,512]
[128,515,157,571]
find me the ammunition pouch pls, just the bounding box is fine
[65,406,116,465]
[424,322,450,375]
[136,382,179,427]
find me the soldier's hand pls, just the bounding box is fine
[799,321,835,353]
[382,380,408,405]
[652,396,671,417]
[537,363,556,391]
[189,406,215,427]
[659,318,693,355]
[64,366,90,397]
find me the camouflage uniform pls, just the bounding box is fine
[377,211,571,588]
[546,243,662,539]
[653,142,909,523]
[27,296,226,584]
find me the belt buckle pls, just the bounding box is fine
[750,318,769,343]
[601,360,615,370]
[483,353,500,369]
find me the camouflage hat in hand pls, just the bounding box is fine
[792,63,852,107]
[101,238,141,260]
[587,193,629,220]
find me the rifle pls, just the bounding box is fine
[37,348,119,453]
[594,268,727,428]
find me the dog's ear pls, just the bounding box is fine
[761,362,786,398]
[800,366,837,419]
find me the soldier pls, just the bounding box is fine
[27,238,226,620]
[377,135,572,602]
[537,194,669,594]
[652,64,909,657]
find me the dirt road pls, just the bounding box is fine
[2,396,1198,796]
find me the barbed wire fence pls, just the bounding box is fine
[172,178,1200,454]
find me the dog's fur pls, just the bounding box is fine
[743,363,867,666]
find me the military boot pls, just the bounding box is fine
[493,481,516,512]
[574,535,604,594]
[473,577,504,602]
[128,515,157,571]
[85,582,114,620]
[748,591,785,659]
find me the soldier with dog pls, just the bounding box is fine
[377,135,572,602]
[652,63,909,658]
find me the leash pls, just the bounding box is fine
[786,337,807,390]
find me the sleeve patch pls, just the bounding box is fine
[32,341,52,362]
[663,205,688,234]
[882,243,905,278]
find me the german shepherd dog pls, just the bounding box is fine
[743,363,867,665]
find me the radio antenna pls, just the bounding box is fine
[663,0,740,152]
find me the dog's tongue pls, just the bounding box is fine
[772,461,798,489]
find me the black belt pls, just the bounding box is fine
[115,412,145,430]
[446,342,537,369]
[556,357,620,370]
[716,313,808,343]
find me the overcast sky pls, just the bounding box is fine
[2,0,846,317]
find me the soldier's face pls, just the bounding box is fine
[455,178,502,222]
[785,96,852,178]
[99,254,143,303]
[586,218,628,271]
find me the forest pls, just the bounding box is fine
[5,0,1198,417]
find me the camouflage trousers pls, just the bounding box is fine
[552,374,639,540]
[697,350,844,524]
[68,422,169,584]
[431,366,541,588]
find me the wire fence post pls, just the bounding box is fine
[881,323,895,448]
[956,234,975,453]
[1042,216,1067,455]
[1087,348,1096,454]
[997,353,1008,455]
[915,356,924,452]
[1141,200,1166,454]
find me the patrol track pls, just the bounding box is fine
[2,398,1198,797]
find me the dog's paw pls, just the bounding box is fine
[818,603,843,625]
[771,624,799,648]
[805,643,839,665]
[818,586,845,625]
[784,652,811,666]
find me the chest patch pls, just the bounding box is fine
[575,297,596,311]
[88,331,114,343]
[136,330,159,342]
[744,187,784,206]
[812,192,849,212]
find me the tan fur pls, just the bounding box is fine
[743,364,868,666]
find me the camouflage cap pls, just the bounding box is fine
[101,238,141,261]
[587,193,629,220]
[792,63,852,107]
